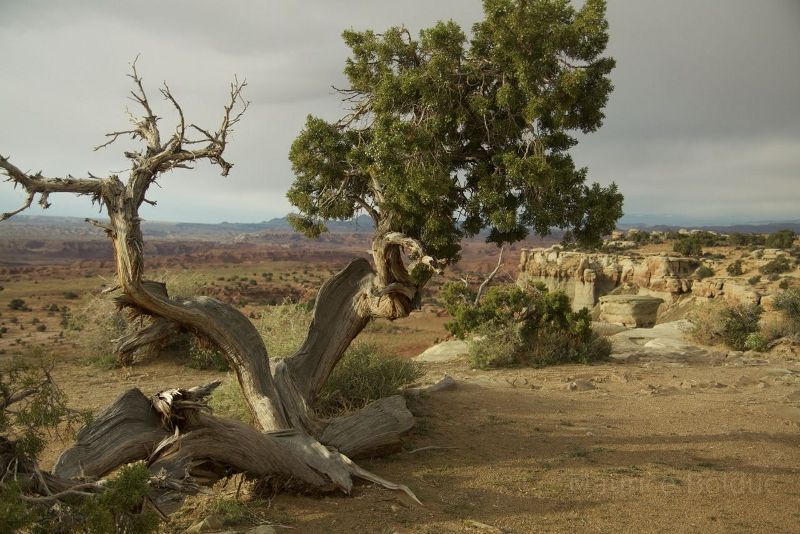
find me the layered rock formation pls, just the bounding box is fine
[517,247,773,320]
[598,295,664,327]
[517,247,699,310]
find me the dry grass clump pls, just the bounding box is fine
[254,300,313,360]
[210,342,422,423]
[315,343,423,417]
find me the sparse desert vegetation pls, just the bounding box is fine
[3,225,798,532]
[1,0,799,532]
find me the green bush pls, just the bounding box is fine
[760,256,792,275]
[673,238,702,257]
[774,289,800,332]
[728,233,766,247]
[726,260,743,276]
[1,356,155,533]
[744,332,768,352]
[720,304,763,351]
[748,275,761,285]
[468,324,521,369]
[442,281,611,369]
[690,302,763,350]
[77,462,159,533]
[765,229,796,249]
[695,266,715,279]
[316,343,423,416]
[779,278,790,290]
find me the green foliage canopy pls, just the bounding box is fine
[289,0,623,263]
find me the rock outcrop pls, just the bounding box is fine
[517,247,699,310]
[599,295,664,327]
[517,246,785,319]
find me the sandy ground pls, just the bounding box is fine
[31,342,800,533]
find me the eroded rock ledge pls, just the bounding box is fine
[517,246,766,314]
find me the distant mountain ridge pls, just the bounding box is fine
[2,214,798,241]
[1,214,376,241]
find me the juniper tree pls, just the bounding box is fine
[290,0,622,306]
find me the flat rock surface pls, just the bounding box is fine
[414,339,469,363]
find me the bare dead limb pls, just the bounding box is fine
[0,155,107,221]
[474,246,504,305]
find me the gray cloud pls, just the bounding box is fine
[1,0,798,225]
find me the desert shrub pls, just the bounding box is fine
[689,305,725,346]
[760,256,792,275]
[76,462,159,533]
[208,497,252,525]
[254,300,313,359]
[469,319,611,369]
[209,343,420,421]
[760,314,795,342]
[744,332,768,352]
[765,229,796,249]
[65,272,210,368]
[63,291,80,300]
[748,275,761,285]
[185,337,228,371]
[442,281,610,369]
[720,304,763,350]
[690,302,762,350]
[773,289,800,332]
[728,232,766,247]
[65,294,130,367]
[468,324,521,369]
[694,266,714,279]
[316,343,423,416]
[673,238,702,257]
[779,278,790,290]
[0,352,84,459]
[0,356,155,533]
[8,298,27,311]
[726,260,743,276]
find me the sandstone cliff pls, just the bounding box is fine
[517,247,699,310]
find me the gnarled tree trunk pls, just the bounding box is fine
[1,64,440,514]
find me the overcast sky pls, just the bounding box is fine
[1,0,798,226]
